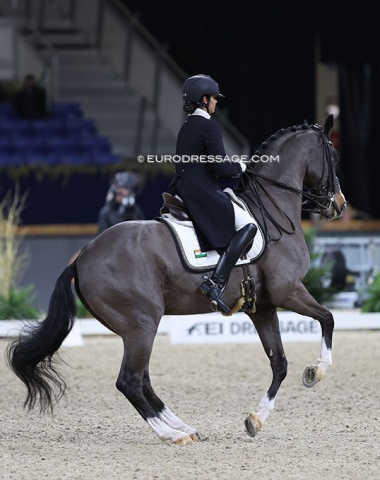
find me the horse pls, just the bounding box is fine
[6,115,347,445]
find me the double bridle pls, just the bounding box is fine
[239,123,340,241]
[301,123,338,215]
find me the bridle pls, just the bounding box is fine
[301,123,338,216]
[245,124,339,217]
[239,123,343,242]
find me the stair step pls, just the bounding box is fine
[37,49,101,67]
[39,25,77,34]
[60,82,127,94]
[95,118,139,132]
[34,32,93,48]
[59,69,120,83]
[79,97,140,111]
[53,48,101,59]
[59,87,135,100]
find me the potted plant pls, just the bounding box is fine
[302,228,337,304]
[0,188,40,320]
[361,273,380,312]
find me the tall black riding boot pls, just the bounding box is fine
[199,223,257,314]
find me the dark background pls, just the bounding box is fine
[123,0,380,219]
[2,1,380,223]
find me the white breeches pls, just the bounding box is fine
[231,201,256,231]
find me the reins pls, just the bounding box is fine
[240,174,297,242]
[239,123,337,243]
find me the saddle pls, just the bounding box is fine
[158,192,266,316]
[160,193,190,222]
[158,192,265,272]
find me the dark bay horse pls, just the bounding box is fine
[6,116,347,445]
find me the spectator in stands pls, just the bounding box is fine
[98,171,145,233]
[12,74,47,119]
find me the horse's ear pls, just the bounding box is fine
[324,114,334,137]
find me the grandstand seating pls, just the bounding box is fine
[0,102,122,166]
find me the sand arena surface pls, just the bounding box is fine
[1,330,379,480]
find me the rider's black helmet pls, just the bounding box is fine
[182,74,224,113]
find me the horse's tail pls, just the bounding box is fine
[6,262,77,413]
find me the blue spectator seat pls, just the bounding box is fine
[93,153,122,165]
[10,136,45,155]
[0,102,117,167]
[0,152,24,167]
[30,119,65,136]
[45,136,80,155]
[0,103,12,114]
[0,119,31,135]
[60,152,92,165]
[79,136,111,154]
[0,137,11,154]
[26,152,59,166]
[11,136,33,154]
[64,118,97,136]
[26,136,46,154]
[50,102,83,118]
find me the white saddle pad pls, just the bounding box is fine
[160,189,265,272]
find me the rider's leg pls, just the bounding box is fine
[199,222,257,314]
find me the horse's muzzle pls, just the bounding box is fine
[325,192,347,220]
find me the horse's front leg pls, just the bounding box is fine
[244,307,288,437]
[279,282,334,388]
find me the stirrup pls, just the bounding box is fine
[199,279,230,314]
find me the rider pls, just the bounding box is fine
[170,74,257,314]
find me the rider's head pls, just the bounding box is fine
[182,74,224,114]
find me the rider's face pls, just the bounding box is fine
[208,95,218,114]
[202,95,217,114]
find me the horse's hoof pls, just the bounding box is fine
[302,365,322,388]
[190,432,202,442]
[174,435,193,445]
[244,413,262,437]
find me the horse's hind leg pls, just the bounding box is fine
[244,307,288,437]
[142,369,201,441]
[116,332,197,445]
[280,282,334,388]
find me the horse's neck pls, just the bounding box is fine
[255,136,308,190]
[242,136,309,233]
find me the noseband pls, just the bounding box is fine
[301,124,337,216]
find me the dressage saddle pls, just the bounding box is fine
[160,192,190,221]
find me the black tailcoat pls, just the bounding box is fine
[170,114,242,251]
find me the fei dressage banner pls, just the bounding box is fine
[1,311,379,346]
[167,311,380,344]
[168,312,321,344]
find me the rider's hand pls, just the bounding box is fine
[239,160,247,173]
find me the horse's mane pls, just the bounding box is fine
[253,122,310,155]
[236,121,314,242]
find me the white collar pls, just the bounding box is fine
[190,108,211,120]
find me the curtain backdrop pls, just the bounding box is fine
[338,63,380,218]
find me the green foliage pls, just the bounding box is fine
[0,188,29,296]
[302,228,337,304]
[361,273,380,312]
[75,296,92,318]
[0,285,40,320]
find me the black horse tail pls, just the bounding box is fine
[6,262,77,413]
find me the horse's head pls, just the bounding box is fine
[303,115,347,221]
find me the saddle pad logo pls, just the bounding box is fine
[194,250,207,258]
